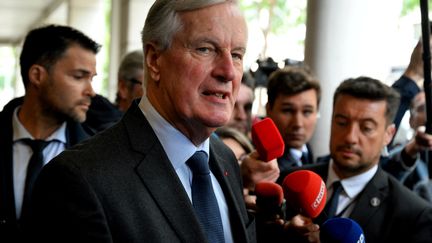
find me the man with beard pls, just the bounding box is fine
[282,77,432,243]
[0,24,100,242]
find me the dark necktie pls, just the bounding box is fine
[300,152,309,165]
[20,138,49,220]
[324,181,343,218]
[187,151,225,243]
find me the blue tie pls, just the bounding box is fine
[324,181,343,218]
[187,151,225,243]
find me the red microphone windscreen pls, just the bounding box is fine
[251,118,285,162]
[282,170,327,218]
[255,181,284,207]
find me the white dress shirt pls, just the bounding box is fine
[138,95,234,243]
[326,159,378,217]
[12,106,67,218]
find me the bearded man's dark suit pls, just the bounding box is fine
[289,158,432,243]
[0,97,91,243]
[27,101,256,243]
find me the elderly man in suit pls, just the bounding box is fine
[27,0,255,243]
[283,77,432,243]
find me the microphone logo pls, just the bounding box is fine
[312,180,325,209]
[357,234,365,243]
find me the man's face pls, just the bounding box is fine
[266,89,318,150]
[409,92,426,129]
[146,3,247,143]
[118,71,144,112]
[330,94,394,178]
[40,45,97,123]
[226,83,254,135]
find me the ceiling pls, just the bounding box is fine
[0,0,66,45]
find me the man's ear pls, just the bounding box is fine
[384,123,396,146]
[145,43,162,82]
[28,64,47,88]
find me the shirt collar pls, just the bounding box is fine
[12,106,67,143]
[327,159,378,199]
[138,95,210,169]
[289,145,308,160]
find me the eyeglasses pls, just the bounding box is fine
[129,78,143,85]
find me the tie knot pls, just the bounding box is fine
[21,138,50,152]
[301,152,309,164]
[332,181,342,192]
[186,151,209,175]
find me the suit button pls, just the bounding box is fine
[0,219,6,224]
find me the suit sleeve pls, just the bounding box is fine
[26,157,113,243]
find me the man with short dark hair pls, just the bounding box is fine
[0,24,100,242]
[265,67,321,183]
[241,66,321,191]
[285,77,432,243]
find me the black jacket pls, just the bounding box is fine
[0,97,91,243]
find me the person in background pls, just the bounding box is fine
[225,71,256,138]
[83,50,145,133]
[115,50,145,112]
[265,66,320,183]
[27,1,256,242]
[284,77,432,243]
[240,66,320,194]
[0,24,100,242]
[388,91,432,201]
[392,35,432,134]
[215,126,254,164]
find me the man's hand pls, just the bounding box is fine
[284,214,320,243]
[404,126,432,158]
[241,151,280,191]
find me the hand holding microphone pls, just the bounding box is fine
[255,181,286,222]
[277,170,327,242]
[282,170,327,218]
[241,118,284,190]
[282,170,366,243]
[251,118,285,162]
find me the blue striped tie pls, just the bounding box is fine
[187,151,225,243]
[324,181,343,218]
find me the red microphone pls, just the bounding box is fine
[282,170,327,218]
[251,118,285,162]
[255,181,286,220]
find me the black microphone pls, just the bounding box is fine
[255,181,286,221]
[320,218,365,243]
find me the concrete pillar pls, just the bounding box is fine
[305,0,403,157]
[67,0,107,95]
[107,0,155,101]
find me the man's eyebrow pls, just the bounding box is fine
[73,69,96,76]
[233,46,246,52]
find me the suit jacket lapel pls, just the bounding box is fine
[209,136,249,243]
[349,167,388,228]
[124,102,207,243]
